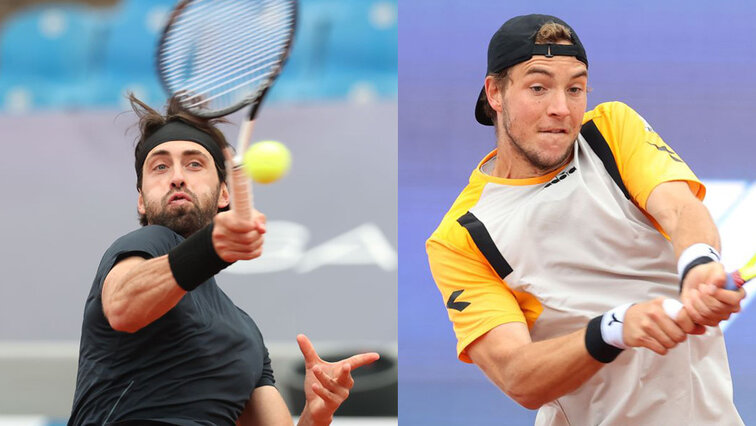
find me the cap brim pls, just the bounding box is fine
[475,86,494,126]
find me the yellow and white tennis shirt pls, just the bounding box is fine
[427,102,742,425]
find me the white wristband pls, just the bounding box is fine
[600,303,634,349]
[677,243,720,278]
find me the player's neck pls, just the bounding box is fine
[492,140,572,180]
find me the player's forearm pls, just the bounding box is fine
[477,328,603,409]
[668,199,720,259]
[103,255,185,333]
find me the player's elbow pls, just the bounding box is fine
[108,316,142,334]
[103,301,142,334]
[508,390,545,410]
[503,381,546,410]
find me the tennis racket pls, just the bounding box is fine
[663,252,756,319]
[157,0,298,220]
[724,252,756,290]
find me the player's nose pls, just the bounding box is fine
[170,167,186,188]
[547,90,570,117]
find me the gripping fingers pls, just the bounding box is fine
[642,317,677,350]
[705,284,746,308]
[688,289,725,325]
[656,313,687,345]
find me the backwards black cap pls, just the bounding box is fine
[475,14,588,126]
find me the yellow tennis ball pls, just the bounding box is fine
[242,140,291,183]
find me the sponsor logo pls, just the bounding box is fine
[446,289,471,312]
[608,313,623,326]
[646,141,683,163]
[544,166,577,188]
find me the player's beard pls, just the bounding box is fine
[501,108,574,173]
[145,186,220,238]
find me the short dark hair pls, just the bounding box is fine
[129,94,230,225]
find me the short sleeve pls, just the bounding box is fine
[427,237,528,363]
[93,225,182,291]
[256,346,276,388]
[586,102,705,210]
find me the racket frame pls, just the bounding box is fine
[156,0,299,220]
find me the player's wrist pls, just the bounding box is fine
[677,243,721,291]
[167,222,232,291]
[585,303,634,363]
[298,404,332,426]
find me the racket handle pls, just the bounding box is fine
[231,163,254,221]
[724,272,743,291]
[223,147,254,222]
[662,298,684,320]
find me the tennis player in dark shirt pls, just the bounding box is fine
[69,95,379,426]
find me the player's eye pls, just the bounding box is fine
[530,85,545,93]
[568,86,584,94]
[187,160,203,169]
[154,163,168,171]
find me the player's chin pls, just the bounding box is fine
[536,137,573,163]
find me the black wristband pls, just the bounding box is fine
[584,315,623,363]
[679,256,715,293]
[168,222,232,291]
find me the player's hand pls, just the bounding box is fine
[212,209,266,263]
[681,262,745,326]
[623,298,689,355]
[296,334,379,426]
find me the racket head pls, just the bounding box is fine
[157,0,298,119]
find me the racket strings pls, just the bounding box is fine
[182,51,287,109]
[167,1,292,71]
[177,27,291,96]
[159,0,295,113]
[161,1,291,76]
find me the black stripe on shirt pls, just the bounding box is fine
[581,119,631,200]
[457,211,514,279]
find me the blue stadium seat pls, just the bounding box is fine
[0,0,397,112]
[0,5,106,110]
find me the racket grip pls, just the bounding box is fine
[231,164,254,221]
[724,272,741,291]
[662,298,684,320]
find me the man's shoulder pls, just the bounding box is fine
[104,225,183,260]
[427,176,489,254]
[583,101,652,134]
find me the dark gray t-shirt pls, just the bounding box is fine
[69,225,275,426]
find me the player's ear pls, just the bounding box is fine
[137,190,146,215]
[484,75,504,114]
[218,182,230,209]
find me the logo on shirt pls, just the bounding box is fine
[544,166,577,188]
[446,290,471,312]
[647,141,683,163]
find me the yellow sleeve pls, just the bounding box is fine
[585,102,705,210]
[427,234,533,363]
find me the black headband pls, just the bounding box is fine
[136,120,226,178]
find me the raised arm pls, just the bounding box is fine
[645,181,744,326]
[102,211,266,333]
